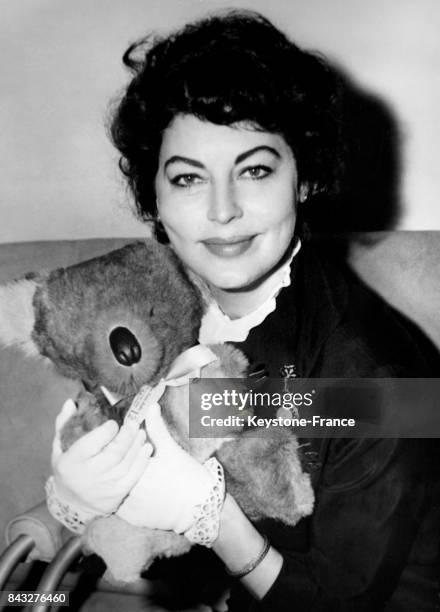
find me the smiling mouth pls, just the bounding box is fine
[202,235,256,257]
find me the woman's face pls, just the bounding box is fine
[155,114,299,292]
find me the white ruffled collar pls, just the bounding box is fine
[197,239,301,344]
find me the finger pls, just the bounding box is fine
[67,419,119,461]
[143,403,177,453]
[118,441,154,492]
[51,399,78,465]
[92,421,140,469]
[55,399,78,433]
[51,431,63,466]
[111,429,148,477]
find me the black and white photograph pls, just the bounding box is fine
[1,1,439,610]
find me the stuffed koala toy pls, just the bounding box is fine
[0,239,314,582]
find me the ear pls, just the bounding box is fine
[0,279,41,356]
[299,182,311,204]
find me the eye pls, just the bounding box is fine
[170,173,204,187]
[240,165,273,180]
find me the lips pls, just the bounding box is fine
[202,235,256,257]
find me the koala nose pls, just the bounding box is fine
[109,327,142,366]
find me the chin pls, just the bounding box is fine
[204,270,263,292]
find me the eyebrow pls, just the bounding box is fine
[163,145,281,172]
[164,156,205,171]
[235,145,281,165]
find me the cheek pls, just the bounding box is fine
[157,191,190,235]
[160,208,200,243]
[255,186,297,229]
[156,183,204,239]
[277,185,297,227]
[247,171,296,213]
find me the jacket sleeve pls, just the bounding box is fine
[252,437,433,611]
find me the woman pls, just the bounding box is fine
[49,10,440,610]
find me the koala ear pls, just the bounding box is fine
[0,278,41,356]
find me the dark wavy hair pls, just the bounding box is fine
[110,10,344,233]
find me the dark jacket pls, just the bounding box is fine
[227,242,440,611]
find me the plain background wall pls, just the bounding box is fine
[1,0,439,244]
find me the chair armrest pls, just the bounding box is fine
[5,501,69,562]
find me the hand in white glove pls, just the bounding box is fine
[51,399,153,516]
[117,402,223,534]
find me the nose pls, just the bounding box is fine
[207,182,243,224]
[109,327,142,366]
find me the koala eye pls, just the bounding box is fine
[149,307,154,316]
[109,327,142,367]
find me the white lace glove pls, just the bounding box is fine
[48,399,152,531]
[117,402,225,542]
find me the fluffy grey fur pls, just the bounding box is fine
[0,239,314,581]
[32,241,203,396]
